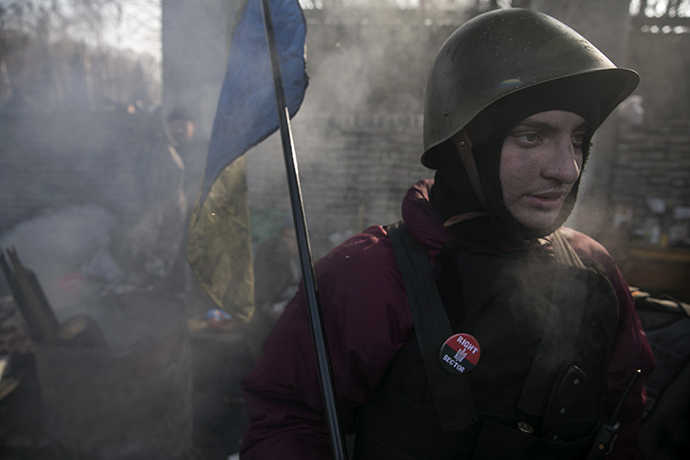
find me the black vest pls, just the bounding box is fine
[355,234,619,460]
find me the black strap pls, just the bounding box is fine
[518,229,587,415]
[387,221,478,431]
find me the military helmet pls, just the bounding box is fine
[422,8,639,169]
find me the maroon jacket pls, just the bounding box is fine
[240,180,655,459]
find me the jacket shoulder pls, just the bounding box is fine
[559,227,619,275]
[315,225,401,286]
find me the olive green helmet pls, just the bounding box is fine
[422,8,639,169]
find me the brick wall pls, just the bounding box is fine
[612,121,690,220]
[246,113,429,251]
[244,12,468,253]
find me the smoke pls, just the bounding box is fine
[0,204,117,318]
[246,4,475,252]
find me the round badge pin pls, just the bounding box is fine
[439,333,481,375]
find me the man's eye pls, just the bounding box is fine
[517,133,539,143]
[572,133,585,145]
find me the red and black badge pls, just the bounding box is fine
[439,333,481,375]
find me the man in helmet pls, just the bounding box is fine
[239,9,654,460]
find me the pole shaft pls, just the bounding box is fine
[259,1,347,458]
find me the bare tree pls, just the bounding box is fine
[0,0,161,110]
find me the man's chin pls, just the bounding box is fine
[516,211,563,236]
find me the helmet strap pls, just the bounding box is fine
[441,130,490,228]
[451,130,487,208]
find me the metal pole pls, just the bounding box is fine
[259,0,347,458]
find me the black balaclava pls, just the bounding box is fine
[430,75,605,243]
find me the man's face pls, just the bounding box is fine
[169,119,196,145]
[500,110,587,232]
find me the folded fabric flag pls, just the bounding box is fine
[187,0,308,322]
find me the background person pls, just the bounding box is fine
[106,107,214,313]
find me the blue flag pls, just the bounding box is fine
[200,0,308,205]
[187,0,307,322]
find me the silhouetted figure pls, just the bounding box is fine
[109,107,214,313]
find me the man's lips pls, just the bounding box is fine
[524,190,568,209]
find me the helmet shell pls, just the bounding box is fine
[422,8,639,169]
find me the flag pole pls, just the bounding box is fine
[259,0,347,458]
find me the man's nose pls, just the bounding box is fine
[544,138,581,184]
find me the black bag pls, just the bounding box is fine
[633,288,690,460]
